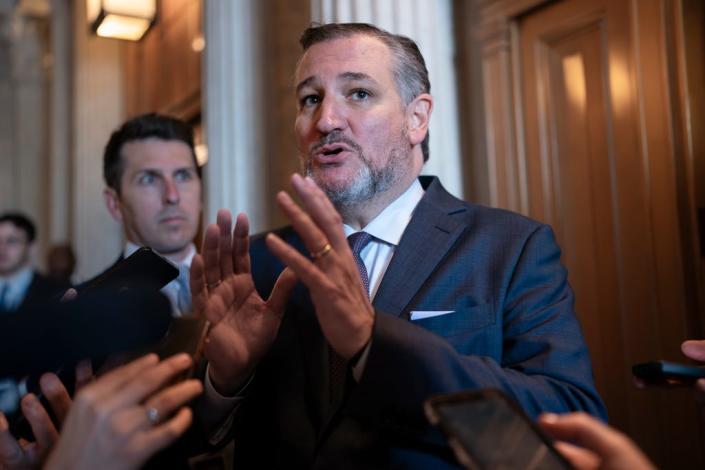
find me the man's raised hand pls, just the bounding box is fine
[191,210,296,395]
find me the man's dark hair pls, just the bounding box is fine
[103,113,201,193]
[0,212,36,242]
[300,23,431,162]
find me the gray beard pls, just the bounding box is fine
[303,132,409,214]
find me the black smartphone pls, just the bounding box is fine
[424,389,572,470]
[78,247,179,293]
[632,360,705,386]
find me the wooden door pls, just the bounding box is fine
[519,0,702,467]
[475,0,705,467]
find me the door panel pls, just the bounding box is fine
[517,0,703,467]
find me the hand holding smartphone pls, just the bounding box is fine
[425,389,572,470]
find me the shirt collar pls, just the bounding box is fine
[0,265,34,297]
[343,178,425,246]
[123,242,196,268]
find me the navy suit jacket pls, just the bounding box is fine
[13,272,64,313]
[230,176,606,469]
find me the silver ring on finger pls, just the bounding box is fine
[145,406,161,425]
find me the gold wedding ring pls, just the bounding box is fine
[310,243,332,260]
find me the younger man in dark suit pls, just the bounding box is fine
[98,113,203,317]
[0,213,62,314]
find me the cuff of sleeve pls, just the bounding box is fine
[202,364,254,445]
[351,339,372,382]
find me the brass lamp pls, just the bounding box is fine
[86,0,156,41]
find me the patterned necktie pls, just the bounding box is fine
[328,232,374,407]
[347,231,373,296]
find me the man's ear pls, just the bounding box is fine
[406,93,433,146]
[103,188,124,222]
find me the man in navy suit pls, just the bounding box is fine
[192,23,606,468]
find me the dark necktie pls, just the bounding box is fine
[0,284,8,315]
[347,231,373,296]
[328,232,373,407]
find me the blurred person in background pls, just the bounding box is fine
[46,245,76,289]
[0,213,63,314]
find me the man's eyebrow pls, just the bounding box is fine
[295,72,379,94]
[339,72,377,84]
[295,76,317,94]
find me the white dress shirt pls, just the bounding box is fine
[124,242,196,317]
[343,178,425,300]
[0,266,34,311]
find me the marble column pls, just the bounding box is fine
[310,0,465,198]
[203,0,267,232]
[203,0,310,231]
[0,11,49,264]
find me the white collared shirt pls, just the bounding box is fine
[0,266,34,311]
[343,178,425,300]
[123,242,196,317]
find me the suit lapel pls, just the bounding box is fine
[373,177,468,317]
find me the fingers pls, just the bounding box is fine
[190,254,208,317]
[203,224,222,289]
[552,441,600,470]
[537,412,638,461]
[267,267,297,315]
[290,173,348,250]
[696,378,705,394]
[20,394,58,453]
[74,359,94,391]
[39,373,72,425]
[142,379,203,424]
[60,288,77,302]
[84,354,159,400]
[217,210,234,278]
[265,233,327,289]
[137,407,193,464]
[275,191,338,258]
[0,411,25,468]
[681,340,705,362]
[232,213,251,274]
[103,354,193,411]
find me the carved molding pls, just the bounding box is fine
[473,0,553,212]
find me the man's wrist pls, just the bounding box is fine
[208,367,254,397]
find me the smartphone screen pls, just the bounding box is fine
[425,389,571,470]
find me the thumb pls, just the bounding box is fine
[682,340,705,362]
[60,288,77,302]
[267,268,297,315]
